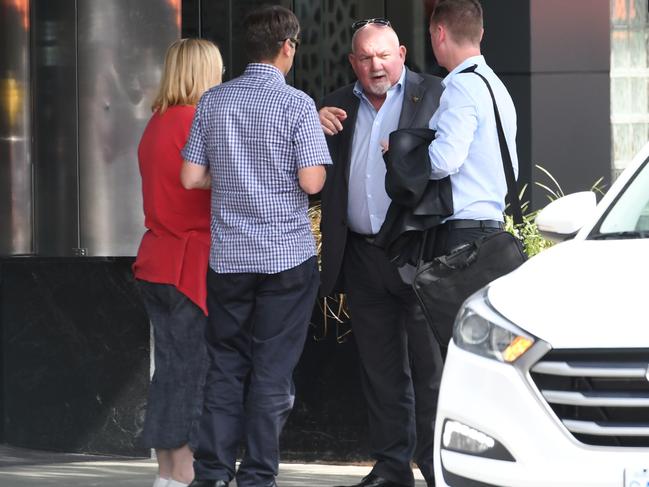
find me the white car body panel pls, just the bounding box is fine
[487,239,649,349]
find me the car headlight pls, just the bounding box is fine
[453,288,535,363]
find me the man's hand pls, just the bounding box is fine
[319,106,347,136]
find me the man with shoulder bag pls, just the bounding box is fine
[415,0,526,347]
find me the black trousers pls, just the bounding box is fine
[343,234,443,487]
[193,257,319,487]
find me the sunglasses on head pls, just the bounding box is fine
[351,18,391,32]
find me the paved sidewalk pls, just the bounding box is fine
[0,445,427,487]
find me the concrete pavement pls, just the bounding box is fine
[0,445,427,487]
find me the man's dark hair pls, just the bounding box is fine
[243,5,300,62]
[430,0,483,46]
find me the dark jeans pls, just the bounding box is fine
[343,234,443,487]
[193,257,319,487]
[136,280,208,450]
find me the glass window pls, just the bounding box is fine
[610,0,649,177]
[592,158,649,237]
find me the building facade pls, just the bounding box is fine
[0,0,615,457]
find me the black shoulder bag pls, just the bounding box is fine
[412,66,527,348]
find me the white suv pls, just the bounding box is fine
[434,143,649,487]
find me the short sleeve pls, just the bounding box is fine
[292,97,333,169]
[181,97,209,167]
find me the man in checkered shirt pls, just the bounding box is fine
[180,6,332,487]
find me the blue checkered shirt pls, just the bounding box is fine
[182,63,332,274]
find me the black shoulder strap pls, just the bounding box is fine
[460,65,523,225]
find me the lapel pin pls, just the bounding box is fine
[411,95,420,103]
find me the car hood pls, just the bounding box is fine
[487,239,649,349]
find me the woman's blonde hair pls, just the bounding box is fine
[153,38,223,113]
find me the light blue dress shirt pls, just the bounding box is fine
[347,67,406,235]
[428,55,518,221]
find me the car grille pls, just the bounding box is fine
[530,348,649,447]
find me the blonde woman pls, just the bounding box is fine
[133,38,223,487]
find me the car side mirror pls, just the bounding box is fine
[535,191,597,242]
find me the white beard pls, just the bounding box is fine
[365,71,391,97]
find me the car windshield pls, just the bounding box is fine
[589,158,649,240]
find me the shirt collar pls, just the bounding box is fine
[243,63,286,83]
[442,55,485,88]
[353,66,406,100]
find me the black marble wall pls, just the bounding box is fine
[0,259,369,459]
[283,310,368,462]
[0,258,150,456]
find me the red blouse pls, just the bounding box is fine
[133,105,210,315]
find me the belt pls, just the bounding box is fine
[443,219,504,230]
[349,231,378,245]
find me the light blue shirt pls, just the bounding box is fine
[347,67,406,235]
[428,55,518,221]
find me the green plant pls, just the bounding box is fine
[507,165,607,257]
[504,182,552,258]
[534,165,606,203]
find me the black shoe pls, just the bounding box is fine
[188,480,229,487]
[240,480,277,487]
[334,473,411,487]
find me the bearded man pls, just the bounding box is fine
[318,19,444,487]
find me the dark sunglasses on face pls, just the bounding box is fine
[351,18,391,32]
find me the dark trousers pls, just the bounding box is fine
[343,234,443,487]
[193,257,319,487]
[137,281,208,450]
